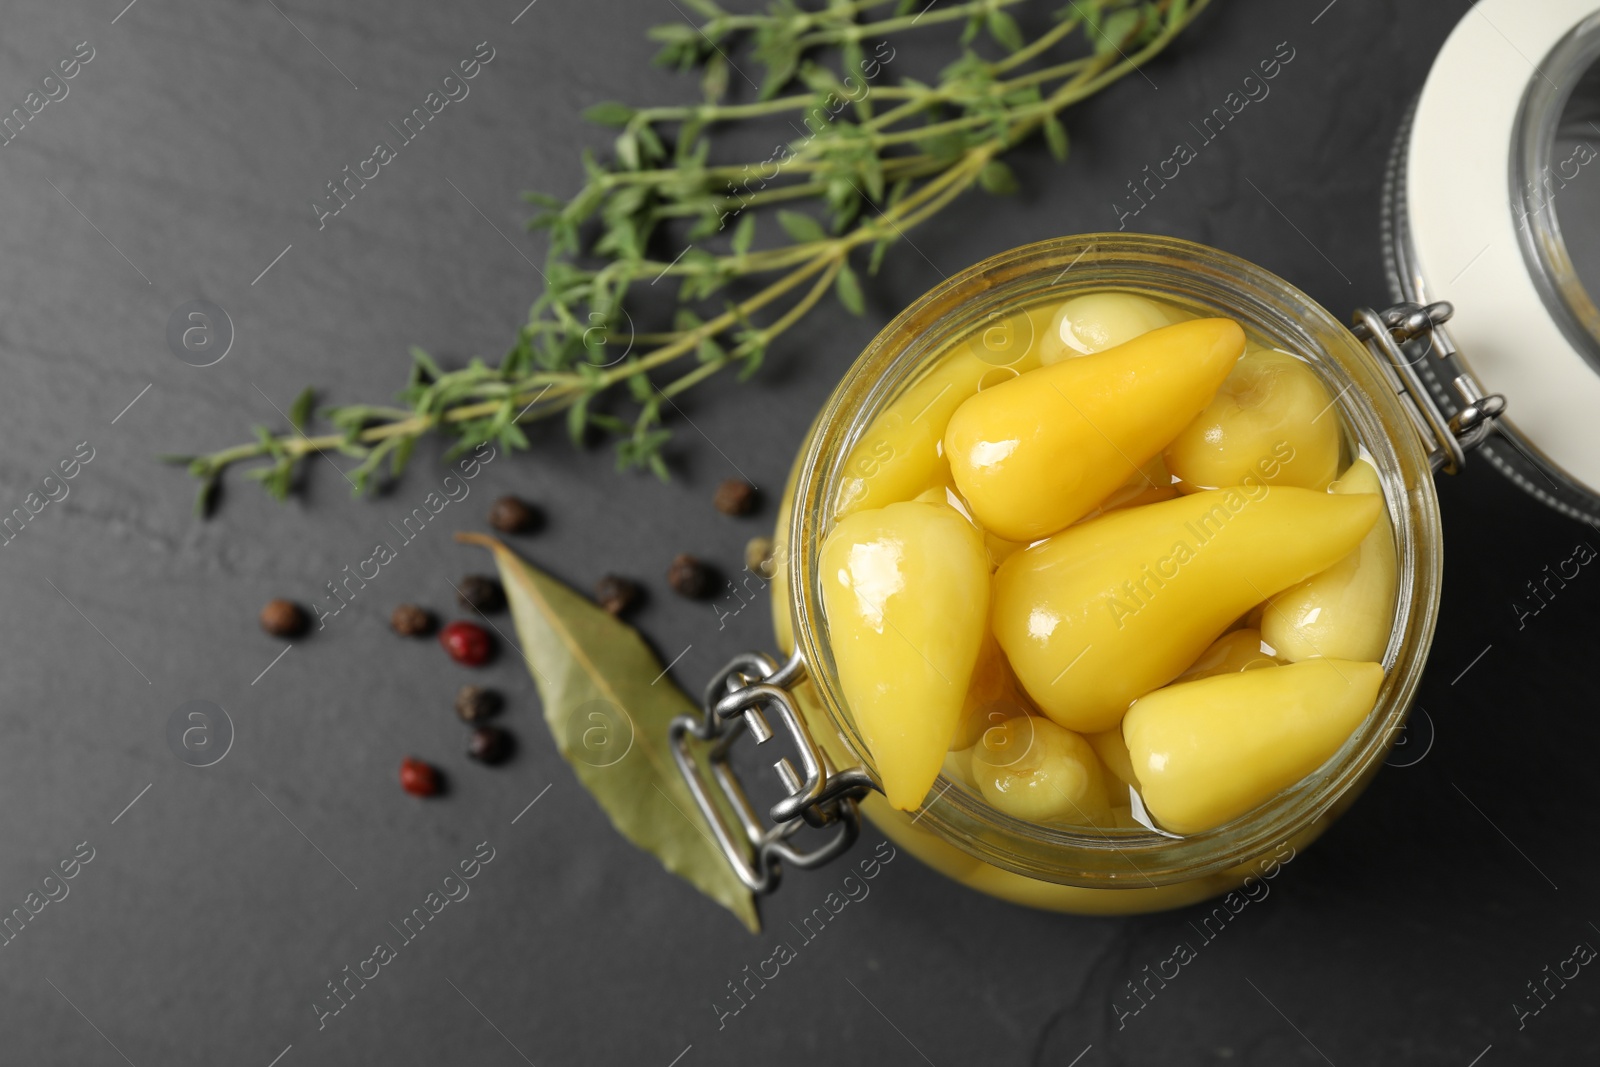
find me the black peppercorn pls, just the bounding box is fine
[489,495,540,534]
[714,478,758,516]
[594,574,640,616]
[467,726,513,765]
[667,554,714,599]
[456,575,506,614]
[390,603,435,637]
[454,685,503,724]
[259,599,308,638]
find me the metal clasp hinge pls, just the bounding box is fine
[1351,301,1506,475]
[668,650,878,894]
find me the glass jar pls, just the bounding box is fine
[672,233,1478,916]
[671,0,1600,918]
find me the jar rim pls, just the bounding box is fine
[784,233,1443,887]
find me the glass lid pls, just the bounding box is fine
[1389,0,1600,523]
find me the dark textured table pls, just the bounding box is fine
[2,1,1594,1064]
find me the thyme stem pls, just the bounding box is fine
[180,0,1213,507]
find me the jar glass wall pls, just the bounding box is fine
[771,234,1442,913]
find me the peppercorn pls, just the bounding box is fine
[455,685,503,724]
[259,599,308,638]
[745,536,775,579]
[399,757,442,797]
[440,620,495,666]
[489,495,540,534]
[594,574,641,617]
[714,478,759,516]
[467,726,514,765]
[390,603,435,637]
[667,553,715,599]
[456,575,506,614]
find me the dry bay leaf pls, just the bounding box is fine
[458,532,759,932]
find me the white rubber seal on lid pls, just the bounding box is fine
[1407,0,1600,493]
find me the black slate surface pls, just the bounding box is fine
[1,1,1595,1064]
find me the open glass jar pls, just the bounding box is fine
[671,233,1495,915]
[667,0,1600,918]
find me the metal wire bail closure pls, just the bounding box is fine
[669,650,878,894]
[1351,300,1506,474]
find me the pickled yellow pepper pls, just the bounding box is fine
[819,500,991,810]
[992,485,1380,733]
[1263,459,1398,661]
[944,319,1244,542]
[834,309,1042,519]
[1123,658,1384,834]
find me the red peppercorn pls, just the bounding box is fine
[399,757,441,797]
[439,620,494,666]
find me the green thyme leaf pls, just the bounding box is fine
[583,101,637,127]
[979,159,1020,195]
[1044,114,1069,161]
[835,259,865,315]
[1094,9,1144,54]
[777,209,825,244]
[287,388,314,433]
[988,9,1025,51]
[731,212,755,256]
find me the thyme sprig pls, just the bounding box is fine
[176,0,1211,512]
